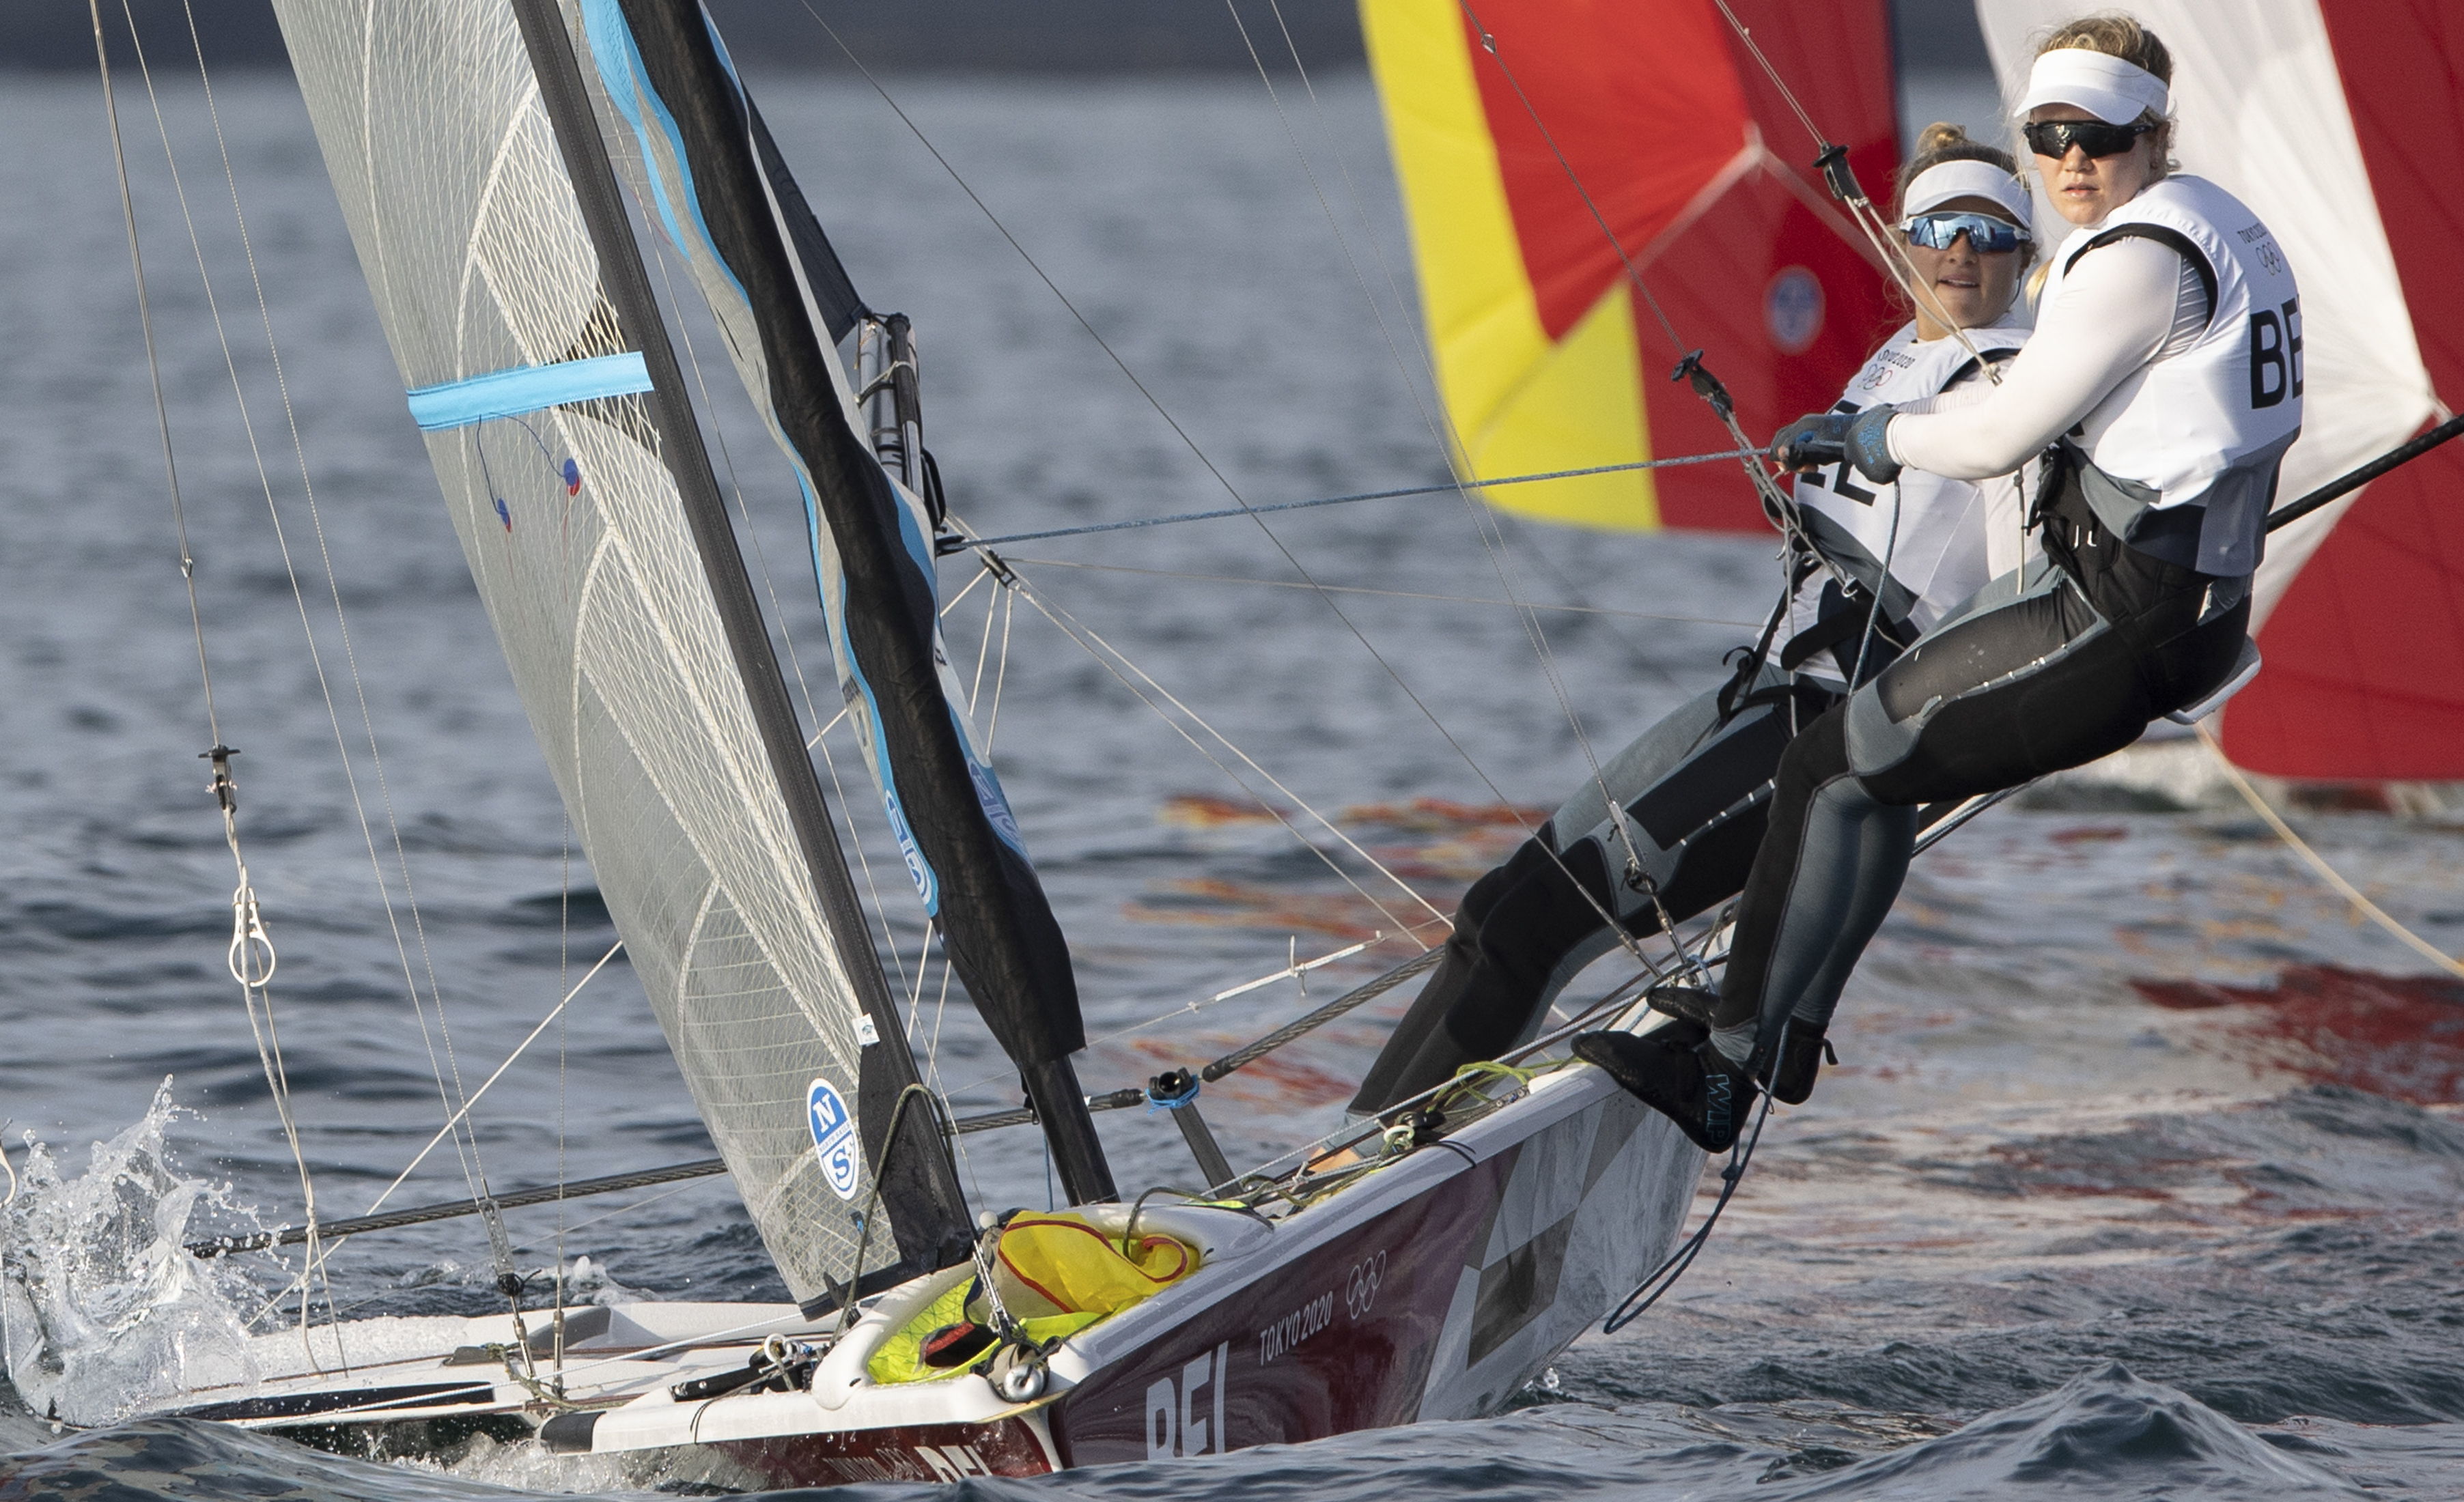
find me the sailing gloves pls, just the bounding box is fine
[1771,405,1903,483]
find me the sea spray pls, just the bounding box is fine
[0,1081,267,1426]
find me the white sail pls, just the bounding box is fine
[270,0,938,1305]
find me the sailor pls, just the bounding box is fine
[1348,125,2040,1118]
[1575,14,2300,1149]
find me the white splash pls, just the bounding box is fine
[0,1081,266,1426]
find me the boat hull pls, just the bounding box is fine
[223,1060,1699,1488]
[665,1064,1700,1486]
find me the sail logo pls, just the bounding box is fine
[807,1078,861,1200]
[1765,266,1825,356]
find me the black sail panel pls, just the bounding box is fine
[574,0,1116,1201]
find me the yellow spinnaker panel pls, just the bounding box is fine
[1361,0,1657,530]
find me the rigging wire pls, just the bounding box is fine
[1705,0,1998,382]
[1003,556,1763,627]
[247,944,625,1329]
[162,0,496,1208]
[113,0,511,1292]
[955,449,1763,550]
[90,0,337,1363]
[794,5,1634,933]
[992,564,1445,934]
[1222,1,1735,980]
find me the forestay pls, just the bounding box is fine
[270,0,968,1307]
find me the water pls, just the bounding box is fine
[5,63,2464,1500]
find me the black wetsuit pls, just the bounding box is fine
[1349,666,1841,1114]
[1707,470,2250,1066]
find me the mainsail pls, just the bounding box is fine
[270,0,972,1307]
[1360,0,1899,530]
[1975,0,2464,781]
[559,0,1117,1202]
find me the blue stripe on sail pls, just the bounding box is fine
[405,353,653,431]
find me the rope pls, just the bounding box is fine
[112,1,506,1282]
[998,569,1446,933]
[1003,558,1764,628]
[953,453,1764,550]
[2196,725,2464,980]
[94,3,342,1361]
[1705,0,1999,384]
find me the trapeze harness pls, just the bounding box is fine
[1703,174,2304,1074]
[1349,317,2032,1116]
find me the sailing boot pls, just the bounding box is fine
[1643,983,1720,1025]
[1765,1028,1837,1106]
[1572,1021,1757,1152]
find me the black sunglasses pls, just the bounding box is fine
[2024,119,2153,160]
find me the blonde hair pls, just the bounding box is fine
[2030,13,2178,173]
[1893,122,2024,218]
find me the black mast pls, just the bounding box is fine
[580,0,1119,1205]
[507,0,975,1288]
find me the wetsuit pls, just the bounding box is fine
[1674,175,2303,1125]
[1350,315,2032,1116]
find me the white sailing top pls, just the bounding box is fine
[1888,175,2302,576]
[1784,313,2034,682]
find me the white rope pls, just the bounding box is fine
[2196,726,2464,979]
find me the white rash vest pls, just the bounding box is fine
[1784,314,2034,681]
[1888,175,2303,577]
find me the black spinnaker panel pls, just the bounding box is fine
[574,0,1117,1203]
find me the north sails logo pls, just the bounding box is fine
[807,1078,861,1201]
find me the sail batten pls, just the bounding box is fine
[270,0,969,1307]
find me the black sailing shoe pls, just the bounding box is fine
[1766,1028,1837,1106]
[1573,1021,1756,1152]
[1643,983,1720,1025]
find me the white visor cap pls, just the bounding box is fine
[2017,48,2170,126]
[1901,160,2033,230]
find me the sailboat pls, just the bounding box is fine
[0,0,1774,1484]
[18,0,2447,1486]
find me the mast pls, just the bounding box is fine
[504,0,974,1285]
[566,0,1119,1202]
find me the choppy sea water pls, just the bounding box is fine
[4,63,2464,1501]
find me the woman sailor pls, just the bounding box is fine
[1347,126,2039,1118]
[1574,14,2300,1149]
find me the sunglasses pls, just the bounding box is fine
[1898,211,2031,254]
[2024,118,2153,160]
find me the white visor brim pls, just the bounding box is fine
[2017,48,2170,126]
